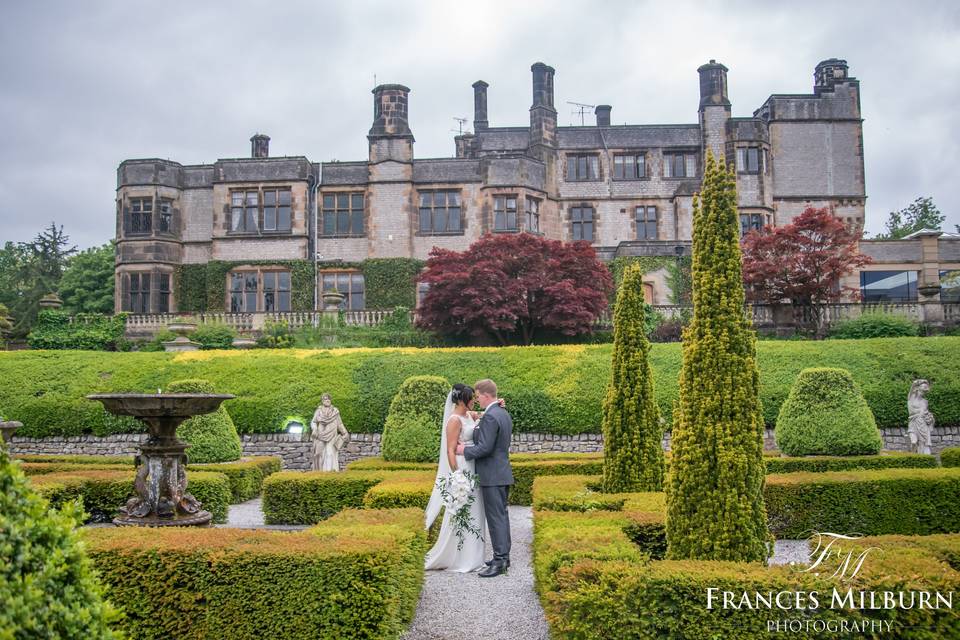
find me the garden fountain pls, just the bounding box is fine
[86,392,234,526]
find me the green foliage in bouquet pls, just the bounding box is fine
[601,262,664,493]
[775,367,882,456]
[381,375,449,462]
[666,152,770,563]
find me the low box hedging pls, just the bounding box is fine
[532,480,960,639]
[30,469,231,524]
[83,508,427,640]
[362,470,435,509]
[762,451,937,473]
[765,467,960,537]
[941,447,960,467]
[187,456,281,502]
[18,461,131,476]
[15,453,133,465]
[3,337,957,436]
[262,471,383,524]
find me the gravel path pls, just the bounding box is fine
[217,497,307,531]
[402,506,549,640]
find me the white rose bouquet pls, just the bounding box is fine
[436,468,482,550]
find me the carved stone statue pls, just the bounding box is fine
[310,393,350,471]
[907,379,935,455]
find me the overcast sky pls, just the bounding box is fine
[1,0,958,249]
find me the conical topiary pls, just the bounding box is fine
[775,367,882,456]
[381,375,450,462]
[666,151,771,563]
[0,447,120,638]
[601,262,664,493]
[168,379,242,463]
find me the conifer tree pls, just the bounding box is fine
[665,152,771,563]
[601,263,664,492]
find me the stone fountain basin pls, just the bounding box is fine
[86,393,235,418]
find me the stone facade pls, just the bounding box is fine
[115,57,886,313]
[10,427,960,471]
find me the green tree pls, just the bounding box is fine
[0,447,120,638]
[601,263,664,493]
[665,152,771,564]
[0,303,13,345]
[875,197,944,239]
[61,243,115,314]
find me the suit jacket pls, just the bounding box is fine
[463,402,514,487]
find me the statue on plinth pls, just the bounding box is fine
[907,379,935,455]
[310,393,350,472]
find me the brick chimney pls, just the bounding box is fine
[250,133,270,158]
[528,62,557,161]
[473,80,489,131]
[595,105,612,126]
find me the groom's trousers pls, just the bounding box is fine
[481,485,511,562]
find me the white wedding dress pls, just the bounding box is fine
[424,404,487,572]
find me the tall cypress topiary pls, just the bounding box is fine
[665,151,771,563]
[601,263,664,492]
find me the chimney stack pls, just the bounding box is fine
[369,84,413,137]
[697,59,730,109]
[472,80,489,131]
[595,105,612,127]
[531,62,555,108]
[250,133,270,158]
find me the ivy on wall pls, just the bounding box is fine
[174,258,422,312]
[608,256,692,305]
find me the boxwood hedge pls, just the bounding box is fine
[2,337,958,436]
[29,469,231,524]
[941,447,960,467]
[84,508,427,640]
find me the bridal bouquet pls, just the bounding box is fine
[436,468,482,550]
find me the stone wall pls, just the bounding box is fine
[9,427,960,470]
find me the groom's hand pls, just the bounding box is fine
[455,443,466,455]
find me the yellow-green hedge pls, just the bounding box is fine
[30,469,231,524]
[262,471,383,524]
[532,477,960,639]
[84,508,427,640]
[3,337,958,436]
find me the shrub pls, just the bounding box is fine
[829,311,920,339]
[601,263,664,492]
[764,467,960,537]
[0,448,119,638]
[84,508,427,640]
[941,447,960,467]
[187,456,281,502]
[361,470,435,509]
[262,471,382,524]
[26,310,127,351]
[256,318,294,349]
[2,338,959,437]
[30,469,231,524]
[775,367,882,456]
[167,378,242,463]
[191,322,237,349]
[380,375,449,462]
[763,451,936,473]
[648,317,685,343]
[666,151,769,563]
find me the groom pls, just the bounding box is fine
[457,378,513,578]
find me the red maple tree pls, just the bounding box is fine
[741,207,871,305]
[416,233,612,345]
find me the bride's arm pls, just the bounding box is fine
[445,416,461,471]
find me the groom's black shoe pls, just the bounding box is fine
[484,558,510,568]
[478,560,508,578]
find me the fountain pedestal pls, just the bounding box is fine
[87,393,234,527]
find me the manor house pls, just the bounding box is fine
[113,58,957,315]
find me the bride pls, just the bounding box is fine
[424,383,487,572]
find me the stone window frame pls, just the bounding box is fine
[565,153,601,182]
[227,267,293,313]
[158,198,174,235]
[228,186,295,236]
[739,212,764,237]
[320,191,365,238]
[524,196,542,235]
[662,149,699,179]
[612,152,647,180]
[736,146,763,175]
[120,268,174,314]
[262,187,293,233]
[635,205,659,240]
[569,202,596,242]
[129,197,153,235]
[417,189,464,236]
[493,194,520,232]
[319,270,365,310]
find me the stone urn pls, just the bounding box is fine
[87,393,234,527]
[321,291,345,311]
[163,321,200,352]
[0,419,22,450]
[919,284,942,299]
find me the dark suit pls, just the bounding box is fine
[464,402,513,562]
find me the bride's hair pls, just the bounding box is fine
[451,383,474,407]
